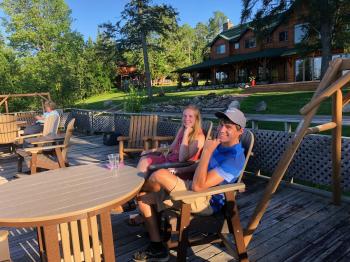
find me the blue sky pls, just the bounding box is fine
[65,0,244,40]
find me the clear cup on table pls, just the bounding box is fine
[108,153,120,176]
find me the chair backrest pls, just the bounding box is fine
[15,111,37,126]
[43,114,60,136]
[62,118,75,161]
[128,115,158,148]
[202,121,213,140]
[0,114,18,144]
[237,129,255,183]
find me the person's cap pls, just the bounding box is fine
[215,108,246,128]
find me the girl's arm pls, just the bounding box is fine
[169,127,183,152]
[179,131,205,162]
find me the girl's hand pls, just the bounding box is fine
[183,126,193,137]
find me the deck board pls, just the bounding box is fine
[1,134,350,261]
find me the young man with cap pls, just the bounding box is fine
[133,108,247,262]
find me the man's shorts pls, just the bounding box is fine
[154,177,213,216]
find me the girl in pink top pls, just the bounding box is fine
[137,105,205,174]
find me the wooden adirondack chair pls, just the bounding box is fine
[16,119,75,174]
[162,130,254,261]
[118,115,158,162]
[0,115,19,152]
[15,114,61,144]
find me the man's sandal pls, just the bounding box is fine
[126,213,145,227]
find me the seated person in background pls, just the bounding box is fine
[132,108,247,261]
[23,100,59,135]
[137,105,205,175]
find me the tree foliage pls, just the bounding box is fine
[100,0,178,98]
[0,0,114,109]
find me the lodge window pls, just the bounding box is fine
[216,44,226,54]
[216,71,228,82]
[279,31,288,42]
[245,37,256,48]
[295,57,322,81]
[294,23,308,43]
[234,42,240,49]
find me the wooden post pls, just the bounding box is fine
[4,100,8,113]
[284,122,292,132]
[251,121,258,130]
[243,59,343,246]
[332,89,342,205]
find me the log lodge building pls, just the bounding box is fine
[176,11,348,86]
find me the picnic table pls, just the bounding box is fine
[0,164,144,262]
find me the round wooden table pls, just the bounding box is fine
[0,164,144,262]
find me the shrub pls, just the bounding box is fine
[123,85,145,112]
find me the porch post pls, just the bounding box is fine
[211,67,216,85]
[177,73,182,88]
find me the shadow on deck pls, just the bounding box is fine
[1,135,350,261]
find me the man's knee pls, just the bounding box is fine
[149,169,167,184]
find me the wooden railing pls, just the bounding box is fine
[0,93,51,113]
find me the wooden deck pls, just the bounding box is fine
[1,135,350,261]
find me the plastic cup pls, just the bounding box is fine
[107,153,120,176]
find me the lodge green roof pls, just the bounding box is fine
[175,47,290,73]
[208,11,288,47]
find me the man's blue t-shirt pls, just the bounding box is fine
[208,143,245,213]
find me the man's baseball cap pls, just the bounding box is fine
[215,108,247,128]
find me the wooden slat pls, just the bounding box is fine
[80,218,92,262]
[100,212,115,261]
[332,89,343,204]
[43,224,60,262]
[60,222,72,262]
[70,221,82,262]
[90,216,101,262]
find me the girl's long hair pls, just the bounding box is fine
[183,105,202,143]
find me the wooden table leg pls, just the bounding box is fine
[100,212,116,262]
[37,227,47,262]
[43,225,60,262]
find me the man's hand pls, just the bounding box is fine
[203,139,220,154]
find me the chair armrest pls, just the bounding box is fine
[117,136,130,141]
[152,136,175,142]
[149,161,195,172]
[15,133,43,140]
[170,183,245,201]
[26,134,65,145]
[23,144,65,153]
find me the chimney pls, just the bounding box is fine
[223,19,233,31]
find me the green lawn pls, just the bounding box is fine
[75,86,243,110]
[77,87,349,116]
[76,86,350,136]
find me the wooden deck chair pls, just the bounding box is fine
[117,115,158,162]
[0,230,10,262]
[161,130,254,261]
[148,120,213,172]
[15,114,60,144]
[16,119,75,174]
[0,115,19,152]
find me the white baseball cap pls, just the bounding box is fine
[215,108,247,128]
